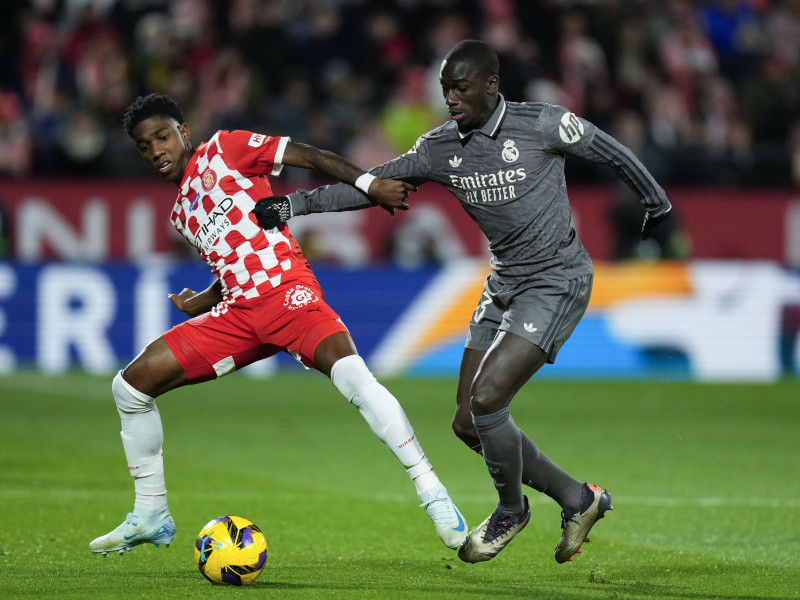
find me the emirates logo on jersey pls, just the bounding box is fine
[201,168,217,191]
[284,285,319,310]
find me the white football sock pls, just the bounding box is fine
[112,371,167,511]
[330,355,439,495]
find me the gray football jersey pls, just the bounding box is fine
[289,96,671,284]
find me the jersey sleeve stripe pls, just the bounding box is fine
[272,137,290,177]
[589,132,664,210]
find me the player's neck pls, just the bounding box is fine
[173,146,196,187]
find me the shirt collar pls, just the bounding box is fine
[457,94,507,140]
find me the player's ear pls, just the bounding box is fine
[486,75,499,95]
[179,122,191,143]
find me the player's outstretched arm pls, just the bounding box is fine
[251,185,409,229]
[253,150,427,228]
[168,280,222,317]
[574,125,673,240]
[282,141,414,214]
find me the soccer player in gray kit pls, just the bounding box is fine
[253,39,671,564]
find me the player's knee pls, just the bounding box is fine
[112,370,155,414]
[452,417,481,451]
[469,383,503,417]
[330,355,376,405]
[469,373,506,415]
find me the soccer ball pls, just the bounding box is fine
[194,515,268,585]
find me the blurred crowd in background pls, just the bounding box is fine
[1,0,799,189]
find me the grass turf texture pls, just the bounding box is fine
[0,371,798,599]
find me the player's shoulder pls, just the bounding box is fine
[420,120,457,143]
[212,129,279,148]
[197,130,229,155]
[505,101,567,122]
[506,102,587,142]
[406,121,456,154]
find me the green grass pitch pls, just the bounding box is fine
[1,371,798,599]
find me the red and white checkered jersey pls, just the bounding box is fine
[171,130,313,301]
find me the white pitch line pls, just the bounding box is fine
[361,492,800,510]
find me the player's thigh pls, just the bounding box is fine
[452,347,485,438]
[313,331,357,378]
[164,306,276,385]
[470,331,549,415]
[123,336,188,397]
[464,273,592,413]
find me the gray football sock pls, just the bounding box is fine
[519,432,583,512]
[472,408,526,518]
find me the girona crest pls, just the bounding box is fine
[201,168,217,191]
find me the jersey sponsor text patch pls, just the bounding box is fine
[248,133,267,147]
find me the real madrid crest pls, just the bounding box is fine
[501,139,519,163]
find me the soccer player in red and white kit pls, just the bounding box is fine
[88,93,467,556]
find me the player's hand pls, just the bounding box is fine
[168,288,202,317]
[367,178,416,216]
[641,206,671,241]
[252,195,292,229]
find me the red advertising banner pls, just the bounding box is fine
[0,178,796,263]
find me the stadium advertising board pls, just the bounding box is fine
[0,259,798,381]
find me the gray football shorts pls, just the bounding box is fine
[465,273,593,364]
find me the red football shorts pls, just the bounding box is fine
[163,278,348,382]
